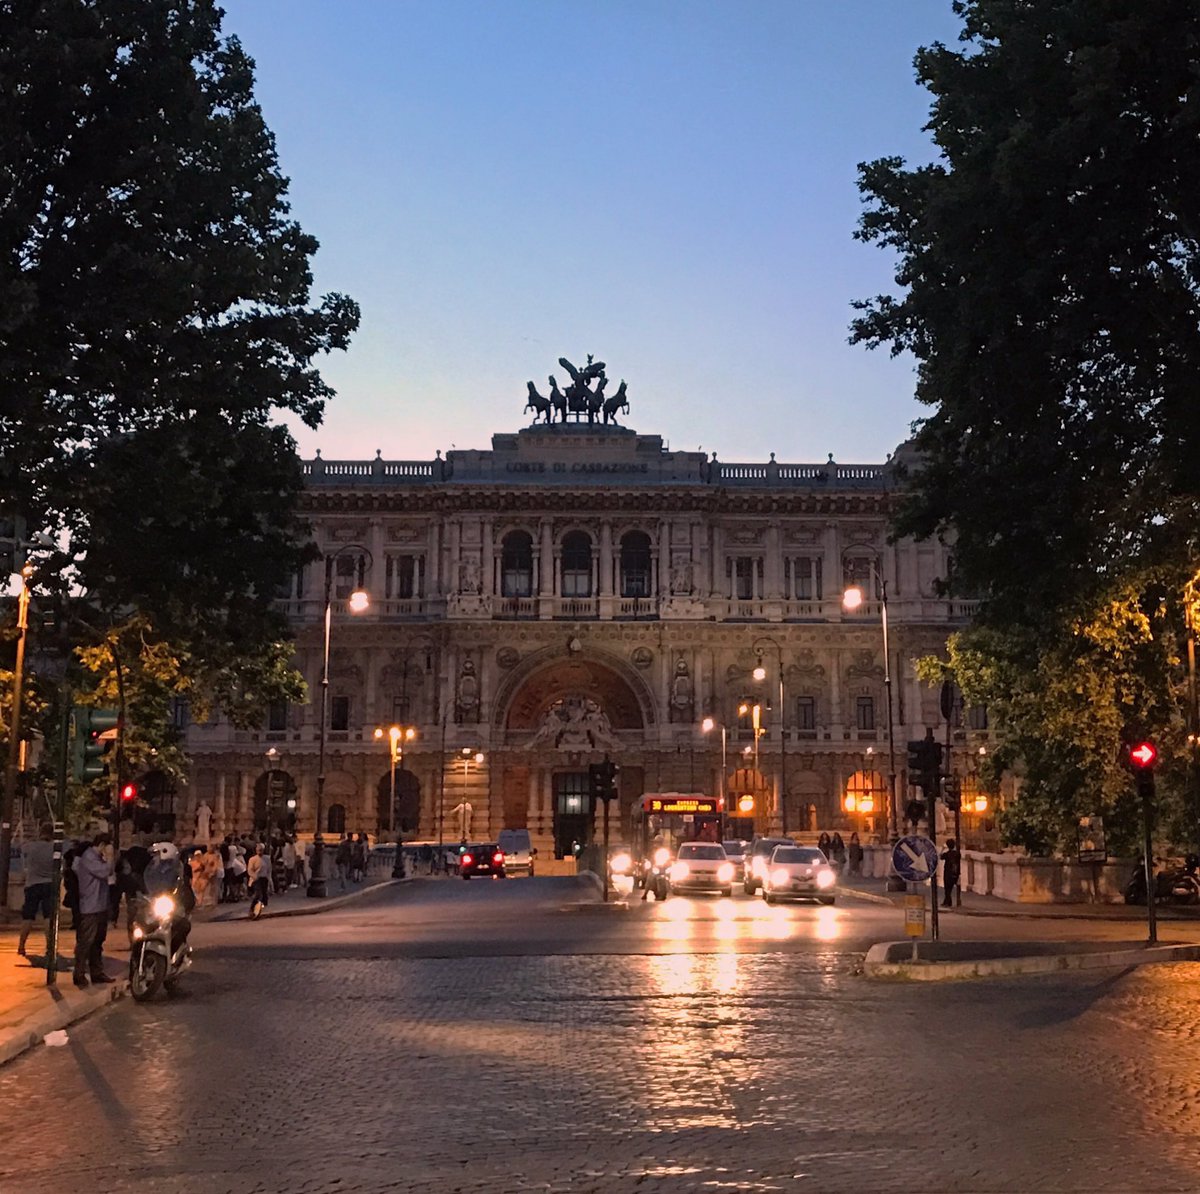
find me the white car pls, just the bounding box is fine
[669,842,736,896]
[497,829,536,877]
[762,845,837,905]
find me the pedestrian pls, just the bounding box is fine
[848,831,864,876]
[62,840,83,930]
[817,831,832,859]
[335,834,352,891]
[72,831,116,988]
[247,844,271,918]
[227,841,248,900]
[830,832,846,867]
[118,839,152,929]
[190,845,211,907]
[293,838,307,887]
[350,832,366,883]
[17,823,55,959]
[281,837,296,889]
[941,839,962,907]
[207,844,225,907]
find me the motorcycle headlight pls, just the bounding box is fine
[669,861,689,882]
[717,862,735,883]
[611,852,632,875]
[816,868,836,889]
[151,894,176,921]
[772,868,789,887]
[131,925,145,941]
[653,847,671,868]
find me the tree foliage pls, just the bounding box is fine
[855,1,1200,851]
[0,0,357,737]
[854,0,1200,620]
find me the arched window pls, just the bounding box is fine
[500,531,534,597]
[619,531,652,598]
[843,554,881,598]
[560,531,593,597]
[327,803,347,835]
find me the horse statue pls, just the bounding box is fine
[602,380,629,424]
[586,376,607,423]
[547,376,567,422]
[524,381,552,424]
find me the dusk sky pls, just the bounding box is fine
[219,0,963,465]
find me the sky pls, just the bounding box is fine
[218,0,963,466]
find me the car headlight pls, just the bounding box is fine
[653,847,671,868]
[611,852,632,875]
[772,868,789,887]
[816,868,836,889]
[717,862,735,882]
[753,858,767,876]
[150,894,175,920]
[669,861,689,882]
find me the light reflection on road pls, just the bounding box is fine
[648,891,847,946]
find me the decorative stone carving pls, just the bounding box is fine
[496,646,520,670]
[846,650,883,681]
[446,592,492,618]
[631,647,653,669]
[669,658,694,724]
[458,555,481,594]
[669,557,694,595]
[455,658,480,723]
[527,697,620,751]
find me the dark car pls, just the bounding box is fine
[721,839,750,886]
[460,843,506,879]
[744,836,794,895]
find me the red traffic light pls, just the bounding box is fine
[120,782,138,802]
[1129,742,1157,769]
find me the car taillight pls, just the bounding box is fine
[493,852,504,864]
[461,854,473,866]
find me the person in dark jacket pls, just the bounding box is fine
[941,839,962,907]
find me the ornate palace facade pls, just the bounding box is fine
[178,413,988,854]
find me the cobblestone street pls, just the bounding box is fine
[1,878,1199,1192]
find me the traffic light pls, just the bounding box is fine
[906,732,943,791]
[0,511,26,575]
[589,760,619,801]
[1127,740,1157,802]
[905,799,927,825]
[942,777,962,812]
[71,707,120,782]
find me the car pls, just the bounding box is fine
[721,838,750,887]
[460,843,506,879]
[762,845,837,904]
[743,836,794,895]
[668,842,735,896]
[497,829,536,877]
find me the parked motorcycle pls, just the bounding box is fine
[1124,855,1200,906]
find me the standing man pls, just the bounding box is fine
[17,823,55,958]
[72,831,116,988]
[941,839,962,908]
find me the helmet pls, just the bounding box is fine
[150,841,179,862]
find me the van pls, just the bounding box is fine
[497,829,536,877]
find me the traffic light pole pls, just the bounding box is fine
[0,568,31,908]
[46,687,71,986]
[1140,773,1157,945]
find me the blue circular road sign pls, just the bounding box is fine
[892,836,939,884]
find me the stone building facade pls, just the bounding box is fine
[177,419,992,853]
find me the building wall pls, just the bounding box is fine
[178,424,991,850]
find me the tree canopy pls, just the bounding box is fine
[0,0,358,738]
[855,0,1200,850]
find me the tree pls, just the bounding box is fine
[853,0,1200,622]
[0,0,358,701]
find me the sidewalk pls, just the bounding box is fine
[840,873,1200,920]
[200,872,403,922]
[0,917,124,1069]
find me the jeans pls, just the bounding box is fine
[74,911,109,980]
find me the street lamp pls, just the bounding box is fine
[843,562,898,843]
[374,725,417,836]
[309,544,372,898]
[752,637,788,834]
[701,716,726,812]
[0,561,32,908]
[458,748,484,841]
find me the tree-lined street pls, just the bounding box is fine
[2,878,1199,1193]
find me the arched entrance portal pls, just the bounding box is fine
[254,770,298,838]
[376,769,421,837]
[498,651,651,858]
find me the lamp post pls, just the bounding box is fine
[843,563,898,843]
[0,561,32,908]
[309,545,372,898]
[373,724,416,836]
[1186,573,1200,858]
[701,717,727,812]
[752,636,787,834]
[458,747,484,841]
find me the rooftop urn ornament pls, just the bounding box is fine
[525,355,629,425]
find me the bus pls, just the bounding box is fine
[631,793,724,864]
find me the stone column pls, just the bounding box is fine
[215,772,227,838]
[657,520,670,597]
[599,521,614,618]
[538,520,554,616]
[823,521,840,617]
[429,522,441,597]
[710,522,724,599]
[481,517,495,597]
[368,518,385,603]
[448,519,462,592]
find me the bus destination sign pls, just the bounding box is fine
[647,797,719,816]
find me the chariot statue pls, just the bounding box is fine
[524,355,629,426]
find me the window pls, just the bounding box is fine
[171,698,190,731]
[732,556,759,600]
[967,704,989,731]
[392,695,412,724]
[332,553,365,600]
[267,701,288,733]
[855,696,876,732]
[560,531,593,597]
[843,555,880,597]
[619,531,652,598]
[327,803,346,835]
[796,696,816,732]
[387,554,420,599]
[788,556,823,601]
[500,531,534,597]
[330,696,350,732]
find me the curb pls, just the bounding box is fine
[559,900,630,913]
[841,887,897,907]
[863,941,1200,982]
[205,877,406,922]
[0,978,126,1069]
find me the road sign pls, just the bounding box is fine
[892,835,939,884]
[904,893,925,937]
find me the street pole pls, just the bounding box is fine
[879,573,898,844]
[308,560,334,898]
[1188,594,1200,858]
[1142,781,1158,945]
[46,686,71,986]
[0,566,31,907]
[602,794,611,903]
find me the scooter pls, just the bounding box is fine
[640,846,673,901]
[129,891,192,1001]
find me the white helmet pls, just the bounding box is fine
[150,841,179,862]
